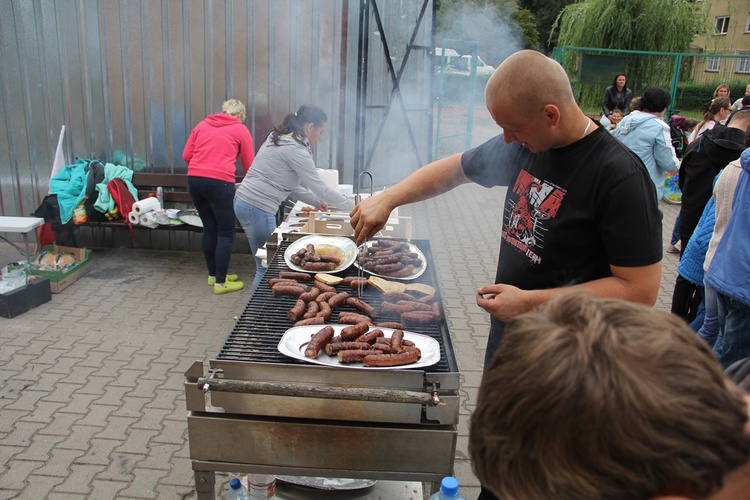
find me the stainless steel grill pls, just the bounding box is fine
[185,235,460,499]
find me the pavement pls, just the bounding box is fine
[0,191,681,499]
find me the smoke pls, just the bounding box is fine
[435,2,524,67]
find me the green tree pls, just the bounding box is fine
[512,8,541,51]
[552,0,709,107]
[517,0,577,52]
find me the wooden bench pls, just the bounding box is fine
[82,172,245,233]
[68,172,248,249]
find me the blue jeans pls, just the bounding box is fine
[670,213,681,246]
[234,197,277,294]
[187,176,236,284]
[698,281,720,348]
[715,292,750,368]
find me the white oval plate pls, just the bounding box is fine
[354,241,427,280]
[277,324,440,370]
[284,235,357,274]
[275,476,377,490]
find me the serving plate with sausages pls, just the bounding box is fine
[284,235,357,274]
[277,324,440,370]
[354,240,427,280]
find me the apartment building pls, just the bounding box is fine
[692,0,750,83]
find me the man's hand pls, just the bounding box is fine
[476,284,535,322]
[319,202,329,212]
[349,194,394,245]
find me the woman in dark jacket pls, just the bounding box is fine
[601,73,633,127]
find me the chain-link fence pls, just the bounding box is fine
[553,46,750,119]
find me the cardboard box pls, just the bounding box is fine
[28,245,92,293]
[0,277,51,318]
[301,212,412,239]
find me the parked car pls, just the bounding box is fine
[434,47,495,81]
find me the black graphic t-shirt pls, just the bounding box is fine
[461,126,663,296]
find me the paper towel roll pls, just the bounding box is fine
[133,197,161,214]
[128,212,140,225]
[139,211,158,228]
[316,168,339,192]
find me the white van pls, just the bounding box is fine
[434,47,494,80]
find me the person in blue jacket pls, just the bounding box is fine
[612,87,680,200]
[705,147,750,367]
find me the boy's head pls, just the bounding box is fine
[609,108,623,125]
[470,292,750,500]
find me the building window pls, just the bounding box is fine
[715,16,730,34]
[706,57,721,72]
[746,13,750,33]
[737,57,750,73]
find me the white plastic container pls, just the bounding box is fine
[316,168,339,192]
[428,476,466,500]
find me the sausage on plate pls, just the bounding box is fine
[304,326,335,358]
[363,348,420,367]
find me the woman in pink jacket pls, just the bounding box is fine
[183,99,254,295]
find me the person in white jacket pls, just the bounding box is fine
[612,87,680,200]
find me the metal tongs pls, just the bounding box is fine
[354,171,373,298]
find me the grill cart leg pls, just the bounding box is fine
[423,480,440,498]
[194,469,216,500]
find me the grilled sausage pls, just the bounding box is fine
[400,311,436,324]
[395,300,432,312]
[418,294,437,304]
[294,316,325,327]
[363,349,420,367]
[387,264,415,277]
[390,329,404,353]
[315,291,336,303]
[328,292,350,308]
[432,301,443,320]
[279,271,312,281]
[288,299,307,322]
[302,261,336,272]
[304,326,335,358]
[318,255,342,265]
[303,300,320,319]
[370,344,393,354]
[374,337,414,347]
[347,278,369,290]
[313,281,336,294]
[325,342,372,356]
[338,312,373,325]
[373,262,404,274]
[267,278,303,288]
[272,284,308,296]
[381,302,417,315]
[381,292,417,303]
[299,287,321,303]
[346,297,378,318]
[315,300,333,320]
[340,322,370,341]
[355,329,385,344]
[337,349,376,364]
[376,321,406,330]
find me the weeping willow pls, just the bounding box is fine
[553,0,710,109]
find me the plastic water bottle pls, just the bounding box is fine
[428,476,466,500]
[155,186,164,208]
[226,477,249,500]
[247,473,276,499]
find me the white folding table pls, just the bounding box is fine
[0,216,45,261]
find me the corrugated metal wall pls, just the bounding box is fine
[0,0,434,219]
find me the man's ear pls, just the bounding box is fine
[542,104,561,127]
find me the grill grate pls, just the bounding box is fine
[218,237,455,373]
